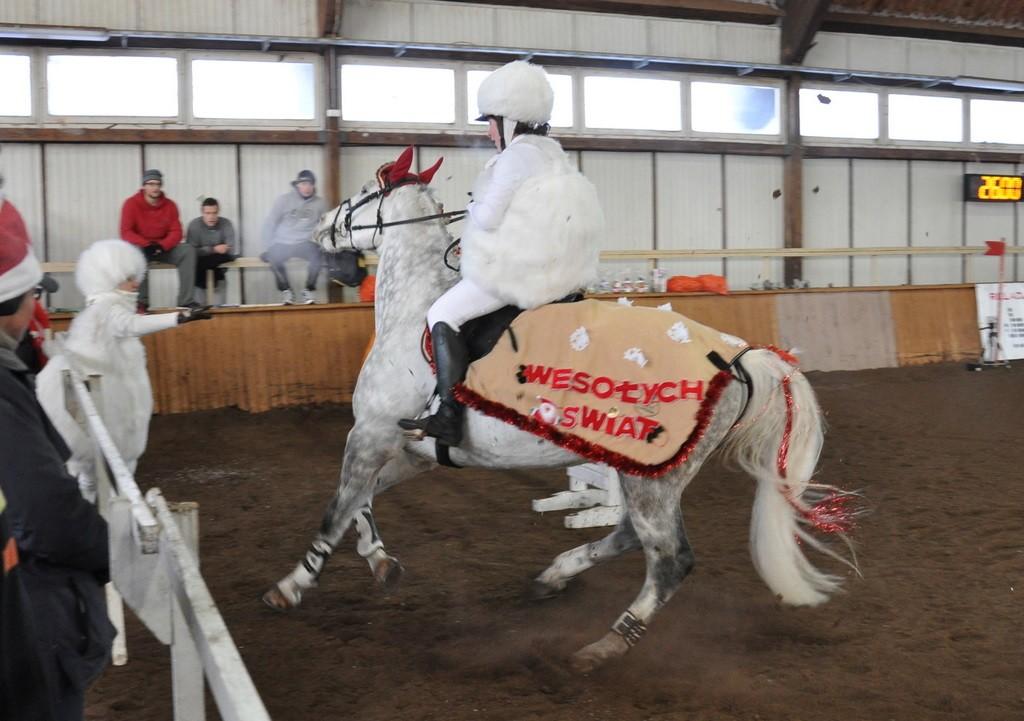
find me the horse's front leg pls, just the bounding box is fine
[262,443,427,610]
[352,451,432,588]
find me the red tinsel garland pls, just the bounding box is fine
[790,491,858,535]
[777,375,794,479]
[756,344,801,367]
[454,371,734,478]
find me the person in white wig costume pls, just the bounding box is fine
[36,240,212,500]
[399,60,604,447]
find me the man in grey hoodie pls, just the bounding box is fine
[260,170,327,305]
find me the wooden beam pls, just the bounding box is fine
[440,0,780,23]
[781,0,830,65]
[783,76,803,286]
[325,46,344,304]
[317,0,339,37]
[0,128,323,144]
[340,130,787,156]
[805,145,1024,163]
[823,9,1024,46]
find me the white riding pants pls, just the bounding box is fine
[427,277,506,331]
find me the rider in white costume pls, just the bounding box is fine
[399,60,603,447]
[36,240,211,500]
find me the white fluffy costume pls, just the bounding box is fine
[459,61,604,309]
[36,240,180,492]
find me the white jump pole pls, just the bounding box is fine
[85,374,129,667]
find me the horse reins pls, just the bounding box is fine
[327,179,466,251]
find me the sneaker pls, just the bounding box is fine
[300,289,315,305]
[281,289,295,305]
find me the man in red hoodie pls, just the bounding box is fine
[119,169,197,310]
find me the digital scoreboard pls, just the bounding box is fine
[964,174,1023,202]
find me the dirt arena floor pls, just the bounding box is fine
[85,362,1023,721]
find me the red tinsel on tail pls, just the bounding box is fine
[790,492,858,535]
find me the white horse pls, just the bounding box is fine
[263,149,855,671]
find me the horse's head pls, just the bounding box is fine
[314,145,444,253]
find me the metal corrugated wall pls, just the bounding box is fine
[655,153,724,280]
[341,1,780,64]
[44,144,141,309]
[910,161,962,285]
[6,153,1022,305]
[139,0,234,35]
[807,31,1024,82]
[582,151,653,287]
[36,0,138,29]
[852,159,909,286]
[803,158,851,288]
[2,0,316,36]
[724,155,784,289]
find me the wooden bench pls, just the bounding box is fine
[41,255,380,304]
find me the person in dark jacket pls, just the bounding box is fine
[1,487,54,721]
[0,193,114,721]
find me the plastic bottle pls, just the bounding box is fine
[621,267,633,293]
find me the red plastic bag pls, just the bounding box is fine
[358,274,376,303]
[666,274,728,295]
[666,275,703,293]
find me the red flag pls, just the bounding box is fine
[985,240,1006,256]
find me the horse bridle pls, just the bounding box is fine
[327,178,467,251]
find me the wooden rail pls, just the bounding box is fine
[39,244,1022,276]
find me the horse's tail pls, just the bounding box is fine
[722,348,855,607]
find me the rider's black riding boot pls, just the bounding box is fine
[398,322,468,446]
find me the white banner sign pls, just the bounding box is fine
[975,282,1024,361]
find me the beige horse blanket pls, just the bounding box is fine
[456,299,749,477]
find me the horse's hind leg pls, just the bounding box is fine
[570,472,695,671]
[571,388,743,672]
[531,516,640,599]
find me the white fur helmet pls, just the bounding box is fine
[75,239,147,298]
[476,60,554,126]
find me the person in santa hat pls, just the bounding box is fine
[36,240,212,502]
[400,60,604,447]
[0,191,109,720]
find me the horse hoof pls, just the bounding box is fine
[261,583,299,612]
[374,556,404,590]
[570,633,630,673]
[528,579,563,601]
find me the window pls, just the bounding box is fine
[583,76,682,131]
[0,55,32,116]
[970,99,1024,145]
[799,88,879,139]
[466,70,574,127]
[47,55,178,117]
[690,82,779,135]
[888,94,962,142]
[192,59,315,120]
[340,64,455,123]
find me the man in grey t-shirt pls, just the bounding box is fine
[185,197,236,306]
[260,170,327,305]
